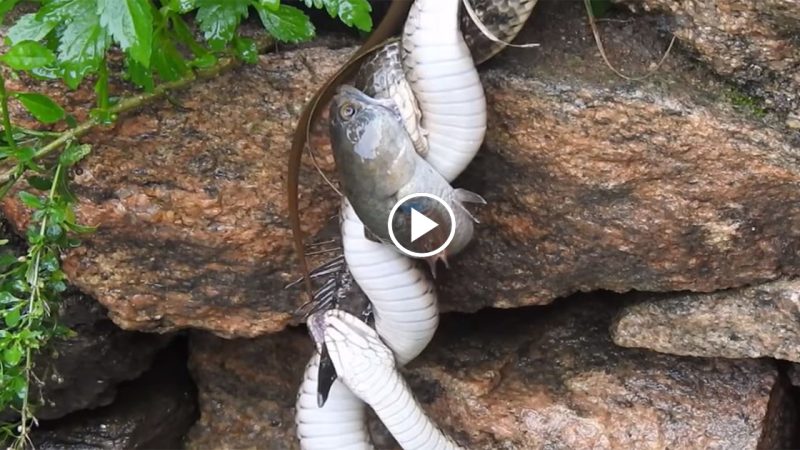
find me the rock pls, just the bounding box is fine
[610,278,800,362]
[0,216,170,421]
[788,364,800,388]
[30,292,172,420]
[186,329,311,450]
[186,297,795,449]
[30,340,198,450]
[2,1,800,337]
[614,0,800,119]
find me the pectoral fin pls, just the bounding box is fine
[453,188,486,223]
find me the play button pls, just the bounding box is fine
[410,208,439,243]
[388,193,456,258]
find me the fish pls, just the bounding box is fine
[286,1,413,301]
[329,85,484,268]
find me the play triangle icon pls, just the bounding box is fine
[410,208,439,243]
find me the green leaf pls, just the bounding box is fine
[151,29,189,81]
[191,53,217,69]
[18,191,44,209]
[0,0,20,23]
[166,0,196,13]
[7,13,58,45]
[318,0,372,32]
[590,0,612,17]
[3,344,23,366]
[56,1,110,89]
[13,146,35,163]
[125,57,154,91]
[257,0,280,11]
[0,253,15,269]
[97,0,154,67]
[233,35,258,64]
[195,0,249,51]
[64,221,96,234]
[4,308,20,328]
[13,93,66,124]
[0,41,56,70]
[26,175,52,190]
[59,143,91,166]
[254,3,314,43]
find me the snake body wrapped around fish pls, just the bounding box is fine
[292,1,538,448]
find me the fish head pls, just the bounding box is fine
[329,85,415,197]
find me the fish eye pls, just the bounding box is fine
[339,103,356,120]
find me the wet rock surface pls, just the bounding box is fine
[614,0,800,122]
[186,297,796,449]
[2,0,798,337]
[0,217,170,422]
[611,278,800,362]
[31,292,171,421]
[30,340,198,449]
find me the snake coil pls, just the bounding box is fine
[294,1,537,448]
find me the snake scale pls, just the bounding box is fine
[291,1,537,448]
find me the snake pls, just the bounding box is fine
[291,1,537,448]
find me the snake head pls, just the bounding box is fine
[323,310,396,401]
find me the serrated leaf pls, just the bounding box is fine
[195,0,249,51]
[254,4,314,43]
[13,92,66,124]
[97,0,153,66]
[59,143,91,166]
[18,191,44,209]
[1,41,56,70]
[39,0,95,22]
[56,1,110,89]
[332,0,372,32]
[7,13,58,45]
[307,0,372,32]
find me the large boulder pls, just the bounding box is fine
[186,297,796,449]
[614,0,800,123]
[1,0,799,337]
[610,277,800,362]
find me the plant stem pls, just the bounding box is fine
[0,55,239,186]
[0,72,17,151]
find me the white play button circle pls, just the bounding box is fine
[410,208,439,243]
[388,193,456,258]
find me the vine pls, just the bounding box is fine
[0,0,374,447]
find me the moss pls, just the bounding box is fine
[724,86,767,119]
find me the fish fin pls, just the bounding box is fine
[453,188,486,223]
[454,188,487,205]
[425,252,449,278]
[317,344,338,407]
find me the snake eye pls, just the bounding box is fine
[339,103,356,120]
